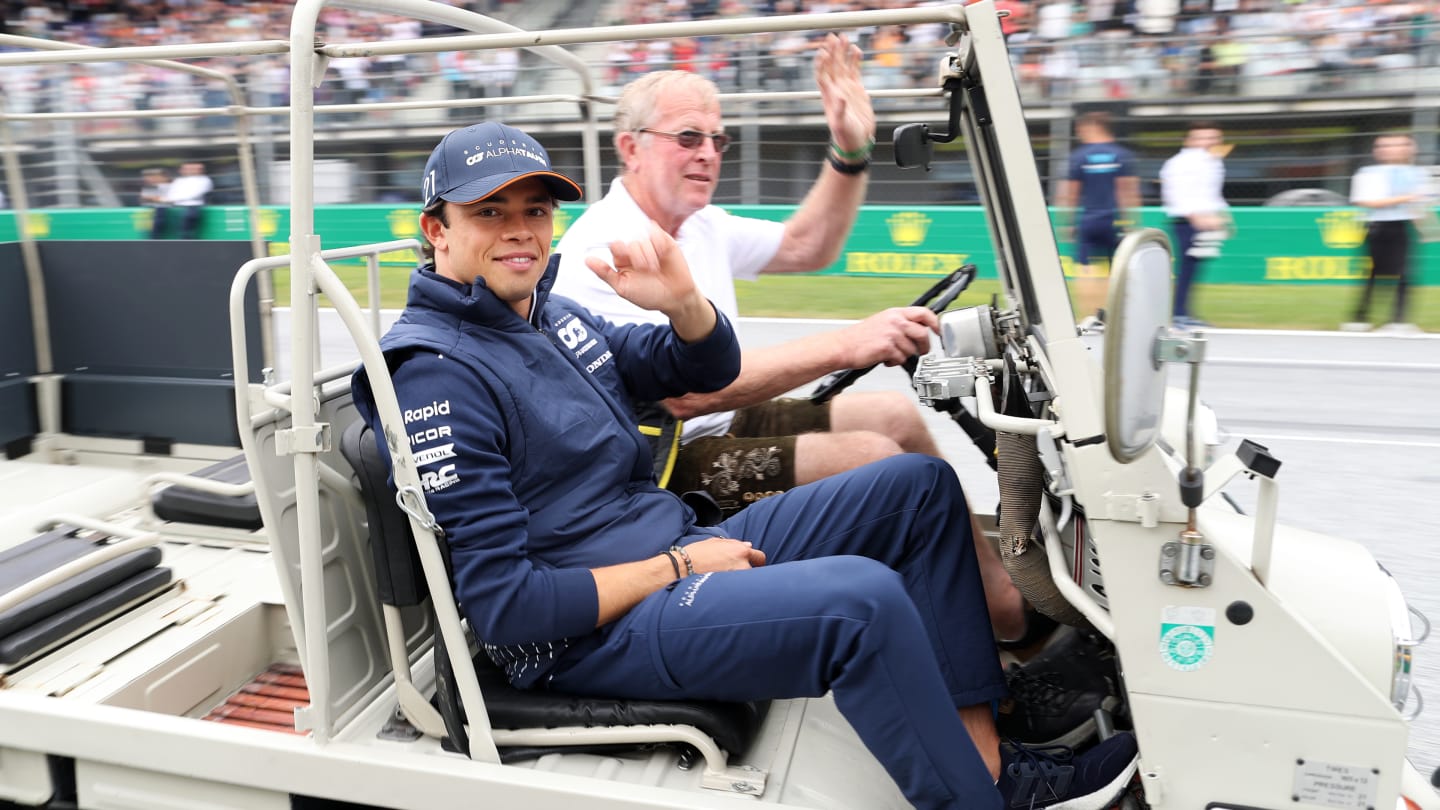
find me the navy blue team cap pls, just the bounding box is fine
[421,121,582,208]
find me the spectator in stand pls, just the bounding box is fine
[471,49,519,120]
[1055,111,1139,333]
[867,26,908,90]
[1160,121,1230,328]
[138,167,169,215]
[438,51,473,121]
[151,161,212,240]
[993,0,1031,39]
[1343,132,1433,334]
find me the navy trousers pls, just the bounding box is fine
[1171,217,1199,319]
[547,454,1007,810]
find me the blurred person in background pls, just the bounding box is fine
[1160,121,1230,328]
[138,167,169,214]
[150,161,211,240]
[1343,132,1433,334]
[1055,111,1139,333]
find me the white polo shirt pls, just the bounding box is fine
[1160,147,1227,219]
[1350,163,1432,223]
[553,177,785,441]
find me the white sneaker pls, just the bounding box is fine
[1374,322,1423,335]
[1339,322,1373,332]
[1077,314,1105,334]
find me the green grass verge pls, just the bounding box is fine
[735,275,1440,332]
[272,267,1438,333]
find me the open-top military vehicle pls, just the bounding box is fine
[1,1,1436,808]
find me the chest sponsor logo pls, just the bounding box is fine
[585,349,613,373]
[556,319,589,349]
[403,400,451,424]
[553,315,610,372]
[420,463,460,493]
[409,424,453,447]
[412,443,456,467]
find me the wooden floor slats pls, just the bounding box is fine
[203,663,309,735]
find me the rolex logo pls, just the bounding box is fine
[23,212,50,239]
[1318,210,1366,249]
[552,207,573,241]
[389,208,420,238]
[258,208,281,238]
[887,211,931,247]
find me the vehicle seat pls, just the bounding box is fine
[0,527,172,670]
[149,453,262,531]
[338,419,768,792]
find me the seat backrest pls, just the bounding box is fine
[338,419,430,608]
[337,417,469,754]
[40,240,262,447]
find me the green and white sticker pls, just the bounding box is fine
[1159,606,1215,672]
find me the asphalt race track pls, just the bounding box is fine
[284,309,1440,782]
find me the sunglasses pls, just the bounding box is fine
[637,128,733,154]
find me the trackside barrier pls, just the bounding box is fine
[4,204,1437,284]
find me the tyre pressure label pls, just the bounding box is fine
[1292,759,1378,810]
[1159,605,1215,672]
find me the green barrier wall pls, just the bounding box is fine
[2,204,1436,285]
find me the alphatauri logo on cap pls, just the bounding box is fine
[465,137,547,167]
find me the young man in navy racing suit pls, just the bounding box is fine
[351,121,1139,810]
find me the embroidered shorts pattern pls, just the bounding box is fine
[667,398,832,517]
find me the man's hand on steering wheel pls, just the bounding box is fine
[836,307,939,368]
[808,264,977,404]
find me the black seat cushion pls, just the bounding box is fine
[0,527,171,665]
[150,453,262,530]
[0,528,164,638]
[0,568,173,665]
[473,652,769,760]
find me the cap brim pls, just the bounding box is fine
[441,170,583,204]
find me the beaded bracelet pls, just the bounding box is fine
[669,544,695,577]
[661,549,682,580]
[829,138,875,161]
[826,152,870,176]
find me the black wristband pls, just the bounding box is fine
[661,550,681,580]
[826,152,869,176]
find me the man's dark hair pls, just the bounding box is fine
[1188,119,1221,133]
[422,199,448,227]
[417,201,444,260]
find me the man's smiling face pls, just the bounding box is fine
[422,176,555,318]
[620,89,725,235]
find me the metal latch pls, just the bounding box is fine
[276,423,331,455]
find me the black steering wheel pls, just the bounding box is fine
[809,264,978,404]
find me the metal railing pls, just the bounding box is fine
[1,13,1436,209]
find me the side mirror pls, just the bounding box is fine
[1103,229,1174,464]
[893,123,933,171]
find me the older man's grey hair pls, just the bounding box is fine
[613,71,721,146]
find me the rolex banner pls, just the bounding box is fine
[1,204,1437,285]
